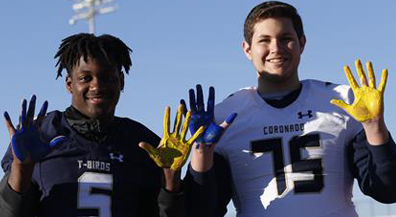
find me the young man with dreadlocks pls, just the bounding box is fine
[182,1,396,217]
[0,33,203,217]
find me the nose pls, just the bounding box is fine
[269,40,282,53]
[89,77,104,91]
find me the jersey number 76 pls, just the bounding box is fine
[251,134,323,195]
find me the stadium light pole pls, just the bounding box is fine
[68,0,117,34]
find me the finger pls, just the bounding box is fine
[378,69,388,93]
[207,86,215,116]
[189,89,197,113]
[219,113,238,129]
[355,59,368,86]
[173,104,184,134]
[4,112,16,137]
[26,95,36,127]
[49,135,66,147]
[163,106,170,137]
[138,142,158,156]
[330,99,351,112]
[36,101,48,127]
[180,99,187,116]
[187,126,205,146]
[180,111,191,140]
[344,65,359,91]
[196,84,204,112]
[20,99,27,129]
[366,62,376,88]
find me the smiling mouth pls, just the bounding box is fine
[266,57,288,63]
[86,96,110,104]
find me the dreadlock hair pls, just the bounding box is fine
[54,33,132,79]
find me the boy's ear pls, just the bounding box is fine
[299,35,306,54]
[66,75,72,93]
[242,41,253,61]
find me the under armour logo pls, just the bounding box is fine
[109,153,124,162]
[298,110,313,119]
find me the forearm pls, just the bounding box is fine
[159,169,185,217]
[0,172,38,217]
[365,134,396,186]
[362,116,389,146]
[158,188,185,217]
[190,144,215,172]
[163,169,181,193]
[351,131,396,203]
[8,161,34,193]
[185,153,232,217]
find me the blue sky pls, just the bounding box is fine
[0,0,395,215]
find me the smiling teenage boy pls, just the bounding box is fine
[0,33,201,217]
[186,1,396,217]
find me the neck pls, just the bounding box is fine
[257,72,300,95]
[69,106,114,124]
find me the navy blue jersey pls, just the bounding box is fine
[1,111,163,217]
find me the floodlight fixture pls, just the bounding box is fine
[68,0,118,34]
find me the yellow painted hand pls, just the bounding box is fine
[139,105,205,171]
[330,59,388,122]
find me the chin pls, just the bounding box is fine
[88,108,114,120]
[259,72,292,83]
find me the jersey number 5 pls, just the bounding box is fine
[251,134,323,195]
[78,172,113,217]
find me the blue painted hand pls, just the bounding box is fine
[4,95,65,162]
[181,85,237,146]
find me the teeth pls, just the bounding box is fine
[268,58,284,63]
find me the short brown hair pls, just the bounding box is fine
[244,1,304,45]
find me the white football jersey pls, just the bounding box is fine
[215,79,363,217]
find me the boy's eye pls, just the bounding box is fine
[102,74,119,83]
[282,36,295,42]
[259,38,271,43]
[79,76,92,82]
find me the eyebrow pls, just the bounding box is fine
[75,69,92,75]
[256,32,295,39]
[79,69,92,72]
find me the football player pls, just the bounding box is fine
[184,1,396,217]
[0,33,203,217]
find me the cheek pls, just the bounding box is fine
[72,85,88,98]
[251,46,267,60]
[287,42,300,53]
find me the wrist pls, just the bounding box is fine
[163,168,181,193]
[362,117,389,145]
[8,161,35,193]
[191,143,214,172]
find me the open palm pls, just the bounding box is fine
[331,59,388,122]
[139,105,204,171]
[4,95,65,163]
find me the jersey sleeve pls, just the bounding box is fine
[348,131,396,203]
[158,188,185,217]
[1,144,41,217]
[184,152,232,217]
[0,171,41,217]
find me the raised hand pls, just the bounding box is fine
[139,105,205,171]
[181,85,237,145]
[330,59,388,123]
[4,95,65,163]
